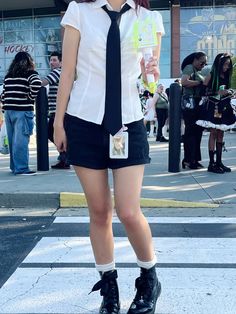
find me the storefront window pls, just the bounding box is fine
[159,10,171,79]
[0,21,4,80]
[34,16,61,73]
[0,15,61,83]
[180,6,236,65]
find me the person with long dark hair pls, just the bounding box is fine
[53,0,164,313]
[196,53,235,173]
[1,52,41,175]
[181,51,207,169]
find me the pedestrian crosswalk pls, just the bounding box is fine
[0,215,236,314]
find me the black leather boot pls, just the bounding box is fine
[208,162,224,173]
[209,150,215,165]
[90,270,120,314]
[127,266,161,314]
[207,150,224,173]
[218,162,231,172]
[216,142,231,172]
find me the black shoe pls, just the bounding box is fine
[90,270,120,314]
[208,163,224,174]
[196,162,204,169]
[51,161,70,169]
[127,266,161,314]
[155,136,161,142]
[182,159,189,169]
[189,162,199,169]
[159,136,169,142]
[218,162,231,173]
[16,171,36,176]
[182,160,198,170]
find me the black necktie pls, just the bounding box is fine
[102,4,130,136]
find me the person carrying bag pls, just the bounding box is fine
[181,51,207,169]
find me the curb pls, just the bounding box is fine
[60,192,219,208]
[0,192,219,209]
[0,193,59,208]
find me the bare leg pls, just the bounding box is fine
[114,166,161,314]
[113,165,154,262]
[73,166,114,264]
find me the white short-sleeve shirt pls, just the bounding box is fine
[61,0,165,125]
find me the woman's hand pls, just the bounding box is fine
[218,89,229,96]
[146,56,160,82]
[140,56,160,84]
[53,124,67,152]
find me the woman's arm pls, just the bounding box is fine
[54,25,80,151]
[181,73,202,88]
[203,73,211,86]
[204,73,230,97]
[150,91,159,110]
[28,72,42,101]
[141,33,162,85]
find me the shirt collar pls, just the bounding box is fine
[92,0,136,10]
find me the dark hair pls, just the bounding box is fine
[174,78,181,83]
[50,51,62,62]
[76,0,150,9]
[143,90,150,97]
[210,53,233,92]
[6,51,34,78]
[181,52,207,71]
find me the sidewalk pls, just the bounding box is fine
[1,133,236,314]
[1,131,236,208]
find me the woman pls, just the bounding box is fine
[143,90,156,137]
[196,53,235,173]
[54,0,164,313]
[181,51,207,169]
[152,83,169,142]
[1,52,41,175]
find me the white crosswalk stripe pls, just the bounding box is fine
[0,216,236,314]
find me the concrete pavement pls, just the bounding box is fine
[1,131,236,209]
[1,211,236,314]
[1,132,236,313]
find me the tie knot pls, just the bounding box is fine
[108,11,120,21]
[102,4,130,21]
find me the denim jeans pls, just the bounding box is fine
[4,110,34,174]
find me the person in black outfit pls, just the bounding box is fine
[196,53,235,173]
[181,52,207,169]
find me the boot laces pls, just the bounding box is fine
[90,271,119,311]
[134,274,155,302]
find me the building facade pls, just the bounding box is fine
[0,0,235,83]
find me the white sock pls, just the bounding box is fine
[150,124,155,136]
[137,255,157,269]
[95,261,115,273]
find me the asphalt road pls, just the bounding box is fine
[0,216,55,288]
[1,211,236,291]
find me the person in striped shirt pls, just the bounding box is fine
[1,51,41,175]
[42,51,70,169]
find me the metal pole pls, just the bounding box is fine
[35,87,49,171]
[168,82,182,172]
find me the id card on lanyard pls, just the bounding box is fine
[109,132,128,159]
